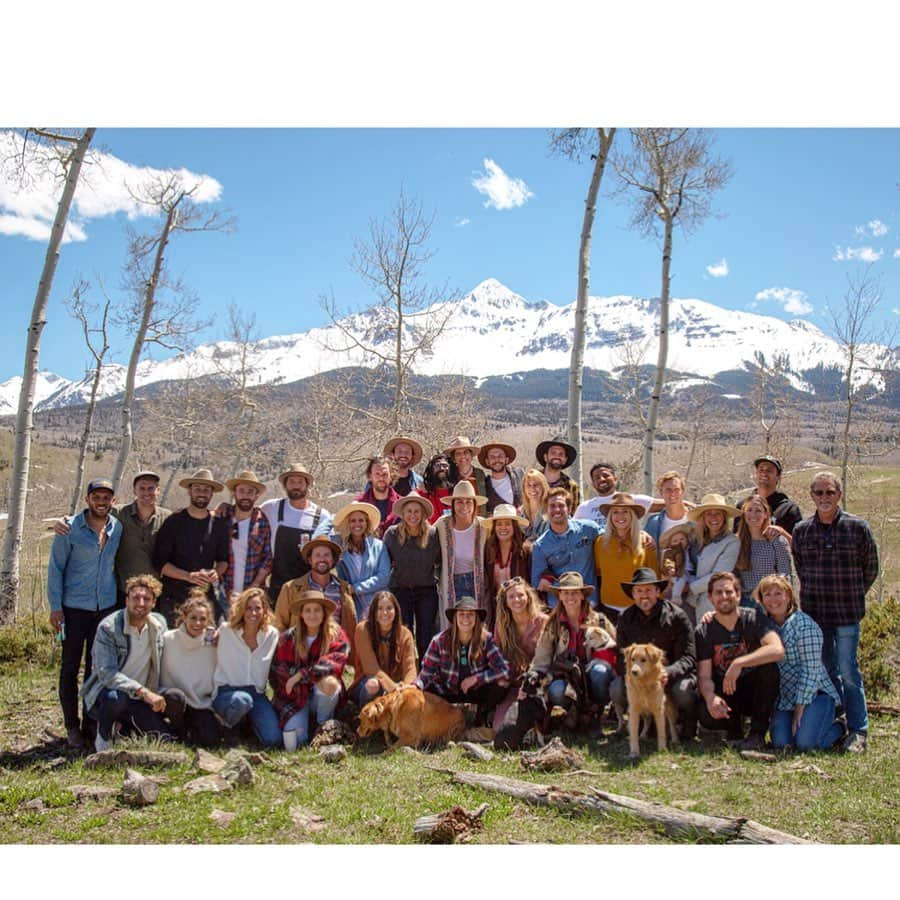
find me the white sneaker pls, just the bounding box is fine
[95,732,111,752]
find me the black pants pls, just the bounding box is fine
[59,606,108,730]
[494,696,546,750]
[440,681,508,726]
[697,662,779,739]
[160,688,221,747]
[394,586,439,661]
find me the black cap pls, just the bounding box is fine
[753,455,783,474]
[86,478,114,494]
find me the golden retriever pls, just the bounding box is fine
[623,643,678,759]
[357,688,466,749]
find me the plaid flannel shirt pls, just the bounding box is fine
[773,610,840,710]
[792,509,879,627]
[415,627,510,696]
[217,504,273,597]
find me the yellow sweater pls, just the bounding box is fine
[593,534,658,611]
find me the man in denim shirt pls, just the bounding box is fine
[48,478,122,749]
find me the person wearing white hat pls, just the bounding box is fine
[217,471,272,600]
[333,502,390,619]
[686,493,741,620]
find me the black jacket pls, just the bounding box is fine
[736,490,802,534]
[615,599,696,682]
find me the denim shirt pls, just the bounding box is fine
[531,518,602,592]
[47,511,121,613]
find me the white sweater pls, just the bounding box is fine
[160,626,217,709]
[213,623,279,693]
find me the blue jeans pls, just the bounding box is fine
[212,686,281,747]
[770,692,844,751]
[453,571,475,599]
[352,677,383,709]
[548,659,614,708]
[282,686,340,747]
[820,624,868,734]
[88,688,174,741]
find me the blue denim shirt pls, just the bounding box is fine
[47,511,121,613]
[531,518,602,593]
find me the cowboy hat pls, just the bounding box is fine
[392,493,434,520]
[483,503,529,529]
[440,480,488,507]
[445,595,487,622]
[477,441,517,467]
[597,492,646,519]
[333,502,381,534]
[299,535,343,564]
[547,571,595,596]
[178,468,224,492]
[620,567,669,599]
[383,436,423,467]
[443,435,481,456]
[659,522,695,549]
[535,436,577,467]
[225,469,267,494]
[278,463,314,488]
[288,588,337,618]
[687,493,741,523]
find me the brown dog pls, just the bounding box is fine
[357,688,466,749]
[623,643,678,759]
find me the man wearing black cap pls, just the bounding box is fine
[535,436,580,512]
[736,455,802,536]
[48,479,122,749]
[609,568,698,740]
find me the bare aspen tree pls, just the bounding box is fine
[110,174,233,491]
[612,128,732,493]
[747,350,792,455]
[64,278,112,514]
[548,128,616,495]
[0,127,95,626]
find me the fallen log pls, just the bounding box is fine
[85,749,190,769]
[868,703,900,717]
[448,770,811,844]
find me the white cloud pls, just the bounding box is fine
[833,245,883,262]
[705,258,729,277]
[754,286,813,316]
[0,129,222,244]
[454,217,471,228]
[894,248,900,259]
[868,219,889,237]
[471,158,533,210]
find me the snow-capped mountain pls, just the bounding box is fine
[0,279,884,414]
[0,371,71,416]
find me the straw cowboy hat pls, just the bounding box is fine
[484,503,529,530]
[659,522,695,549]
[225,469,267,494]
[620,567,669,599]
[547,571,595,597]
[687,493,741,523]
[383,436,423,467]
[440,480,488,507]
[288,588,337,618]
[392,493,434,520]
[597,492,647,519]
[299,535,343,564]
[477,440,517,467]
[443,435,481,456]
[333,502,381,534]
[278,463,314,488]
[445,595,487,622]
[535,436,577,467]
[179,468,224,492]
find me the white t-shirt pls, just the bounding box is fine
[122,620,152,686]
[489,474,513,504]
[230,517,251,592]
[452,524,476,574]
[573,492,654,529]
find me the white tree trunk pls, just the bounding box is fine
[642,215,673,494]
[0,128,95,626]
[69,364,105,515]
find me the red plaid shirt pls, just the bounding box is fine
[415,627,510,696]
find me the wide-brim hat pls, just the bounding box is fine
[659,522,695,549]
[278,463,314,488]
[445,595,488,622]
[443,435,481,457]
[688,493,741,523]
[441,480,488,507]
[547,571,594,596]
[620,567,669,599]
[753,454,783,474]
[483,503,529,530]
[288,589,337,618]
[299,535,343,564]
[392,493,434,520]
[179,468,224,492]
[383,436,423,467]
[477,441,517,467]
[333,501,381,533]
[225,470,267,494]
[597,492,646,519]
[535,436,576,467]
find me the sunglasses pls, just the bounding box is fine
[812,489,838,497]
[501,576,526,589]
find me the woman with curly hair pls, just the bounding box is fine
[519,468,550,542]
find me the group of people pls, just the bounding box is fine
[48,434,880,757]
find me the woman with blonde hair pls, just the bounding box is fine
[270,590,350,749]
[212,586,281,746]
[333,501,391,619]
[735,495,793,606]
[519,468,550,542]
[686,493,741,619]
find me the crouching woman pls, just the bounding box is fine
[270,590,350,749]
[414,596,510,726]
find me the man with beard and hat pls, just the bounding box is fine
[216,470,273,599]
[535,436,580,512]
[153,469,230,627]
[260,463,333,604]
[478,440,524,514]
[272,535,357,653]
[444,436,488,514]
[383,436,424,496]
